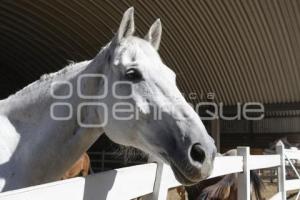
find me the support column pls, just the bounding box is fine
[211,119,220,152]
[237,147,250,200]
[276,141,286,200]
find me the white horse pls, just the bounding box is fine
[0,7,216,192]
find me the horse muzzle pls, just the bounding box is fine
[168,144,216,185]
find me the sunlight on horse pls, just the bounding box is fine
[0,7,216,192]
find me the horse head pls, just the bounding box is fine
[91,7,216,185]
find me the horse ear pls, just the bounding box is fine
[116,7,135,43]
[145,19,162,50]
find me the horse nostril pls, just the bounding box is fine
[190,143,206,164]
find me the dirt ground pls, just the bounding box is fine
[262,182,277,199]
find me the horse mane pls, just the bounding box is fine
[3,61,91,102]
[3,41,113,102]
[197,174,237,200]
[36,42,112,84]
[39,61,88,82]
[195,171,264,200]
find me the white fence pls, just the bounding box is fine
[0,142,299,200]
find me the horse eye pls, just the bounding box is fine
[125,68,142,81]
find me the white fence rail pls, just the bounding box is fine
[0,142,299,200]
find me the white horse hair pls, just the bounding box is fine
[0,7,216,192]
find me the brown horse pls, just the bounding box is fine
[185,149,264,200]
[61,153,91,179]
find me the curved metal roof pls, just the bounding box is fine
[0,0,299,105]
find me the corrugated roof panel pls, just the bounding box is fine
[0,0,299,104]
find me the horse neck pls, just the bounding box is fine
[2,59,108,184]
[3,58,107,126]
[2,62,82,114]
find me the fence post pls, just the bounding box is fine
[144,157,169,200]
[237,146,250,200]
[276,141,286,200]
[152,162,169,200]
